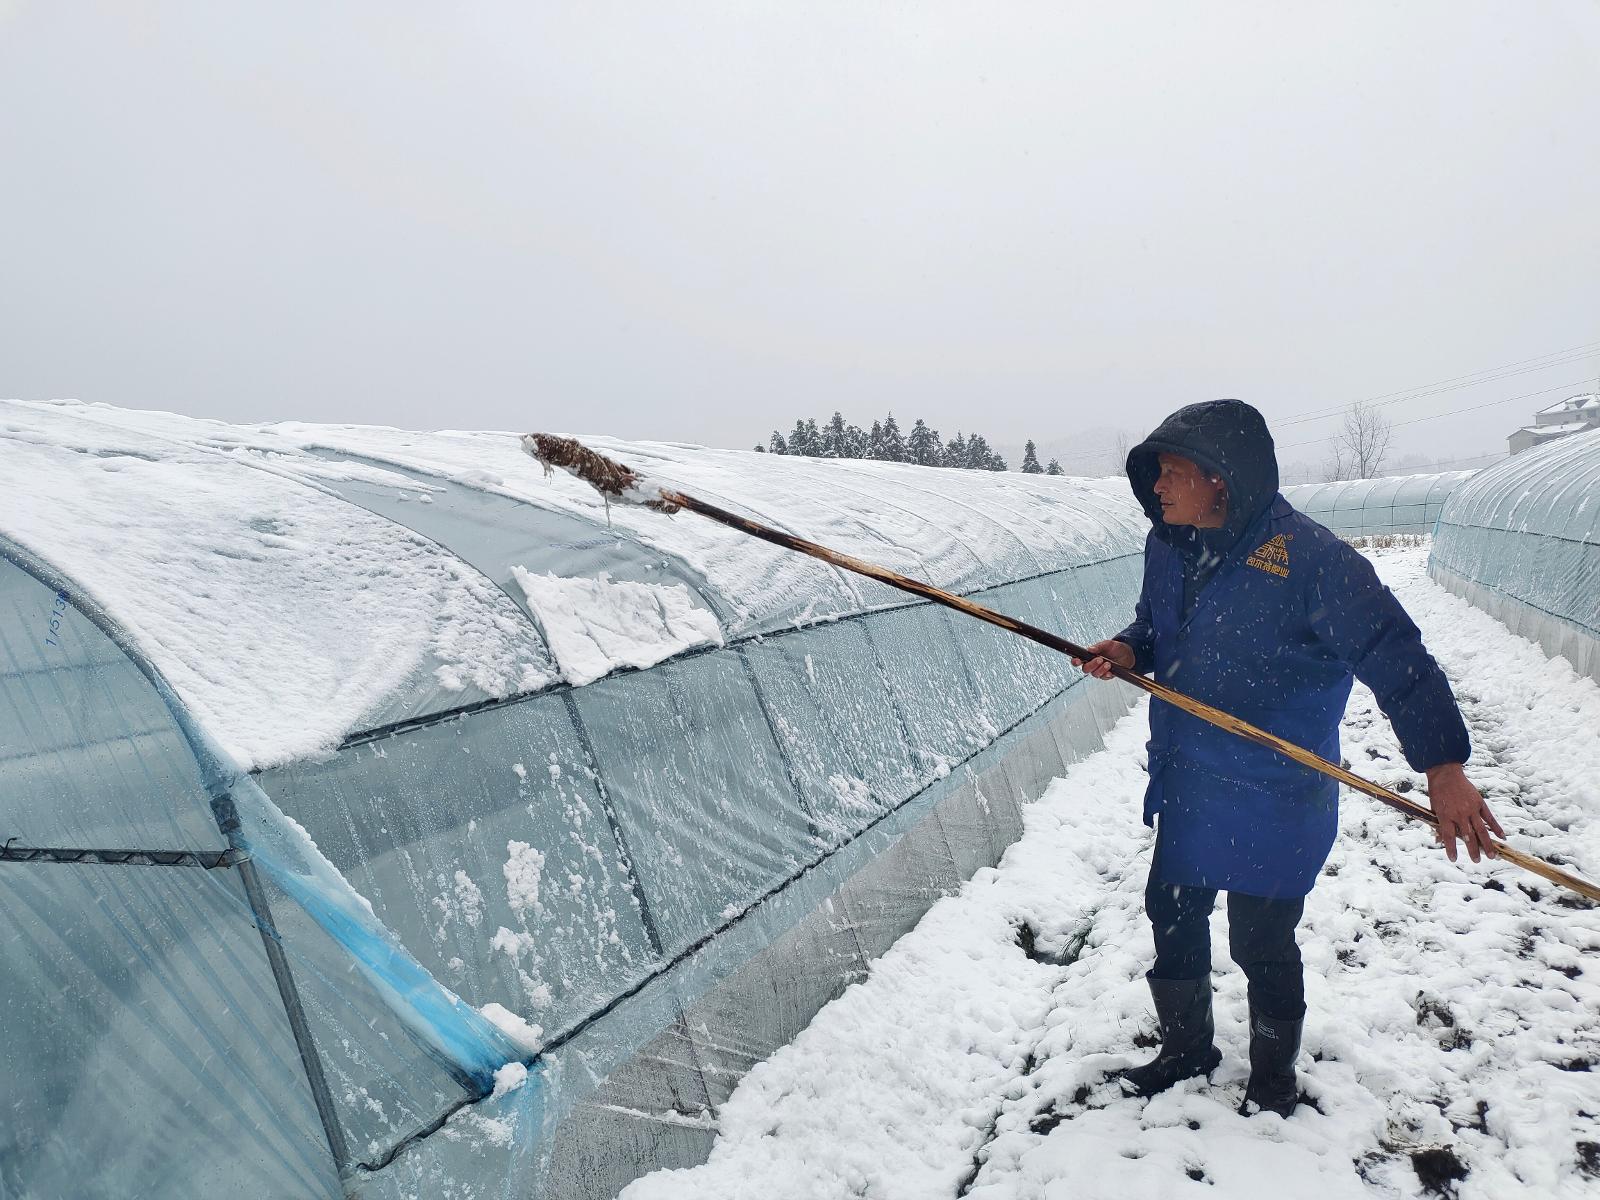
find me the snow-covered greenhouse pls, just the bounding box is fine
[1430,428,1600,683]
[0,400,1149,1199]
[1280,470,1476,537]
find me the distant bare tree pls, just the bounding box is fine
[1323,400,1393,481]
[1108,429,1133,474]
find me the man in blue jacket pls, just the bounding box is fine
[1074,399,1503,1116]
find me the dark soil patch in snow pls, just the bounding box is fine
[1409,1145,1469,1196]
[1027,1084,1096,1136]
[1414,995,1474,1050]
[962,925,1095,1196]
[1012,919,1089,967]
[1576,1141,1600,1178]
[1448,1100,1490,1135]
[1414,994,1456,1027]
[1185,1166,1209,1184]
[1027,1110,1064,1136]
[1014,921,1040,961]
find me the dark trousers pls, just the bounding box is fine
[1145,861,1307,1020]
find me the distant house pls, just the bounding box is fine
[1508,392,1600,455]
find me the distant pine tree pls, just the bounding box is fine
[965,433,1002,471]
[945,431,968,468]
[754,444,765,452]
[880,413,907,462]
[788,417,822,456]
[1021,440,1043,474]
[908,419,943,466]
[1045,458,1063,476]
[867,419,886,459]
[821,411,849,458]
[759,413,1014,467]
[841,420,869,459]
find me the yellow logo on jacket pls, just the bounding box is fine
[1246,533,1292,578]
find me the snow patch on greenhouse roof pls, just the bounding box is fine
[0,400,555,770]
[513,569,725,686]
[0,400,1145,770]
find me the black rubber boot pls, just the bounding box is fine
[1117,974,1222,1098]
[1240,1011,1302,1117]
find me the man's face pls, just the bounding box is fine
[1152,452,1228,528]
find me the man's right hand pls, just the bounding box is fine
[1071,639,1135,680]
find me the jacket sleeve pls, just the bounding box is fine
[1307,542,1470,771]
[1114,535,1158,675]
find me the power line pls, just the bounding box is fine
[1274,340,1600,427]
[1281,448,1505,485]
[1423,450,1508,470]
[1047,340,1600,466]
[1278,379,1593,453]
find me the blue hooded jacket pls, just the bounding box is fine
[1116,400,1470,898]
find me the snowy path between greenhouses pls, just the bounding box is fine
[622,547,1600,1200]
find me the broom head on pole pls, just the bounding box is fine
[520,434,682,513]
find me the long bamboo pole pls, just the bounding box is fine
[522,434,1600,905]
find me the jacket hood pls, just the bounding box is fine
[1125,399,1280,549]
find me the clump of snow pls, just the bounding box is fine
[624,547,1600,1200]
[443,1111,517,1149]
[431,870,485,935]
[512,568,724,685]
[491,1061,529,1099]
[826,774,878,815]
[478,1002,543,1054]
[503,840,547,917]
[489,924,556,1011]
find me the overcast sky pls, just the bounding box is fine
[2,2,1597,475]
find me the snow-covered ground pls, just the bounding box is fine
[624,547,1600,1200]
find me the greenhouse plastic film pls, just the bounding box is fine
[1281,470,1475,536]
[0,558,225,851]
[253,690,659,1046]
[1,401,1159,1198]
[738,621,919,825]
[0,863,342,1200]
[572,654,816,958]
[1430,429,1600,681]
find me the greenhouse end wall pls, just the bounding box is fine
[1428,430,1600,684]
